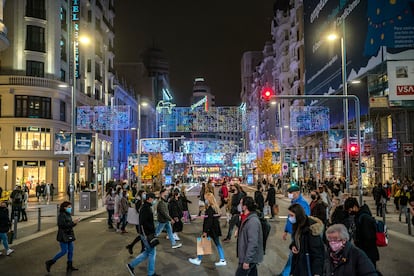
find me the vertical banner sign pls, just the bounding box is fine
[75,133,92,155]
[72,0,80,79]
[54,133,71,155]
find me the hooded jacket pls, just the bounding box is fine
[290,216,325,276]
[355,204,379,262]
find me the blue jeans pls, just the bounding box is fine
[107,209,114,227]
[52,242,74,262]
[129,235,156,276]
[281,252,292,276]
[0,232,10,250]
[197,236,225,260]
[155,221,177,246]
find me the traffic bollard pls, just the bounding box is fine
[37,207,41,232]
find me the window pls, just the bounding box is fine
[15,95,51,119]
[26,25,45,52]
[60,7,67,31]
[26,0,46,19]
[14,127,51,151]
[60,100,66,122]
[26,60,44,77]
[60,37,67,61]
[60,69,66,82]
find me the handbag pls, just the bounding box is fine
[127,207,139,225]
[113,213,120,223]
[196,236,212,255]
[273,204,279,216]
[141,225,159,248]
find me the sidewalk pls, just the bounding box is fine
[9,193,106,247]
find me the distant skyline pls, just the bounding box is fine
[114,0,274,106]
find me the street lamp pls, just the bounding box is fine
[3,163,8,191]
[327,21,351,193]
[137,97,148,190]
[70,35,90,214]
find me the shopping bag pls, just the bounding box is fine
[127,207,139,225]
[273,204,279,216]
[113,213,120,223]
[7,231,14,244]
[196,236,212,255]
[263,205,271,217]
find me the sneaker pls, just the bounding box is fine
[166,235,169,240]
[173,233,180,241]
[6,249,14,256]
[126,263,135,276]
[188,258,201,266]
[215,259,227,266]
[172,243,182,249]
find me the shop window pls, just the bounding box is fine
[14,127,51,151]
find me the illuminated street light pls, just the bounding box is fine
[3,163,8,191]
[327,23,351,193]
[137,97,149,190]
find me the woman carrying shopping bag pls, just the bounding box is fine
[189,192,227,267]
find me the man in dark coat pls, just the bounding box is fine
[344,197,379,268]
[265,183,276,219]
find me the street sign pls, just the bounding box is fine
[284,151,291,163]
[282,162,289,174]
[140,153,149,165]
[403,143,413,157]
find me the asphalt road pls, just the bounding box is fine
[1,187,413,275]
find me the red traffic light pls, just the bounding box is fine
[261,87,274,101]
[349,144,359,155]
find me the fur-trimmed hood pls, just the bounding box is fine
[307,216,324,236]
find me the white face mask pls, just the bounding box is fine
[288,193,294,199]
[237,204,243,213]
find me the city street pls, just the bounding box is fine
[0,187,413,276]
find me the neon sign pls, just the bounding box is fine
[72,0,80,79]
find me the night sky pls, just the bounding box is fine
[114,0,274,106]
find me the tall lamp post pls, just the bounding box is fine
[137,97,148,190]
[3,163,8,191]
[327,21,350,193]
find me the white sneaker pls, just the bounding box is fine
[173,233,180,241]
[0,252,2,255]
[215,259,227,266]
[172,243,182,249]
[166,235,169,240]
[189,258,201,266]
[6,249,14,256]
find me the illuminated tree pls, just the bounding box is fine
[256,148,281,178]
[141,153,165,190]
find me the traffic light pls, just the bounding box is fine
[349,144,359,155]
[261,87,274,102]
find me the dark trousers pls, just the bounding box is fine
[12,206,21,222]
[226,214,239,239]
[107,209,114,227]
[235,263,257,276]
[269,203,275,218]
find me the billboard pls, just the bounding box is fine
[304,0,414,125]
[387,60,414,101]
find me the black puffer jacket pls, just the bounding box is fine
[203,206,221,239]
[56,211,76,243]
[354,204,379,262]
[324,241,378,276]
[0,207,10,233]
[290,216,326,276]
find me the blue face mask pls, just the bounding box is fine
[288,216,296,224]
[142,193,147,200]
[66,207,72,214]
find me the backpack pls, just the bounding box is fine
[259,215,271,254]
[13,191,23,204]
[375,220,388,247]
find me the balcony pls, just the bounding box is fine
[0,75,66,90]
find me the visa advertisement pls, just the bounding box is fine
[304,0,414,125]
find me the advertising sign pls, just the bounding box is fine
[403,143,413,157]
[75,133,92,155]
[54,133,71,155]
[328,129,344,153]
[388,60,414,101]
[290,106,330,132]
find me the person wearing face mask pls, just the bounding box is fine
[155,188,182,249]
[45,201,80,273]
[325,224,378,276]
[126,190,146,255]
[310,190,328,225]
[235,196,263,276]
[344,197,379,268]
[104,188,115,229]
[287,203,325,276]
[277,185,310,276]
[223,183,244,242]
[396,184,411,223]
[189,192,227,267]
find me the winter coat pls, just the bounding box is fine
[254,191,265,210]
[105,194,115,210]
[354,204,379,262]
[168,198,183,219]
[310,199,328,224]
[265,187,276,206]
[324,241,378,276]
[139,201,155,236]
[0,207,11,233]
[56,211,77,243]
[203,206,222,239]
[236,212,264,265]
[119,197,129,215]
[290,216,325,276]
[179,194,191,211]
[230,192,243,215]
[157,198,172,223]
